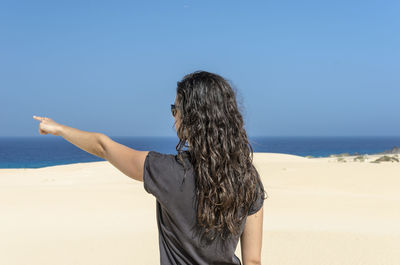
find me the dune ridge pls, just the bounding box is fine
[0,152,399,265]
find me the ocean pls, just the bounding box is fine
[0,136,399,169]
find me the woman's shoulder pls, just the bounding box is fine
[147,150,189,157]
[146,150,192,168]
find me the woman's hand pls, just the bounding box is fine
[33,115,63,136]
[33,116,105,158]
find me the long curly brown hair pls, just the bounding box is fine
[174,71,267,244]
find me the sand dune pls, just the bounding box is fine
[0,153,399,265]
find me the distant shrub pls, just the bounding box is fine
[372,155,399,163]
[353,155,366,162]
[337,157,346,162]
[305,155,314,158]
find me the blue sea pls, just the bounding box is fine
[0,136,399,169]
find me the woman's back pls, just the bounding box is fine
[143,150,264,265]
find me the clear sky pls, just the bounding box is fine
[1,0,399,137]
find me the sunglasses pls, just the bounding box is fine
[171,104,177,117]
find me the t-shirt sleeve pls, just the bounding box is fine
[248,176,265,216]
[142,151,180,203]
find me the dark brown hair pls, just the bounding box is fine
[174,71,267,244]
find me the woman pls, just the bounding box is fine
[33,70,267,265]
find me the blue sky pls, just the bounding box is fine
[1,0,399,137]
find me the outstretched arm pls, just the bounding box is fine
[33,115,148,181]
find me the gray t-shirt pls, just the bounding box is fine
[143,150,264,265]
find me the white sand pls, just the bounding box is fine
[0,153,399,265]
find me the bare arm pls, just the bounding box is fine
[33,115,148,181]
[240,206,263,265]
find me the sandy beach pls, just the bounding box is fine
[1,152,399,265]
